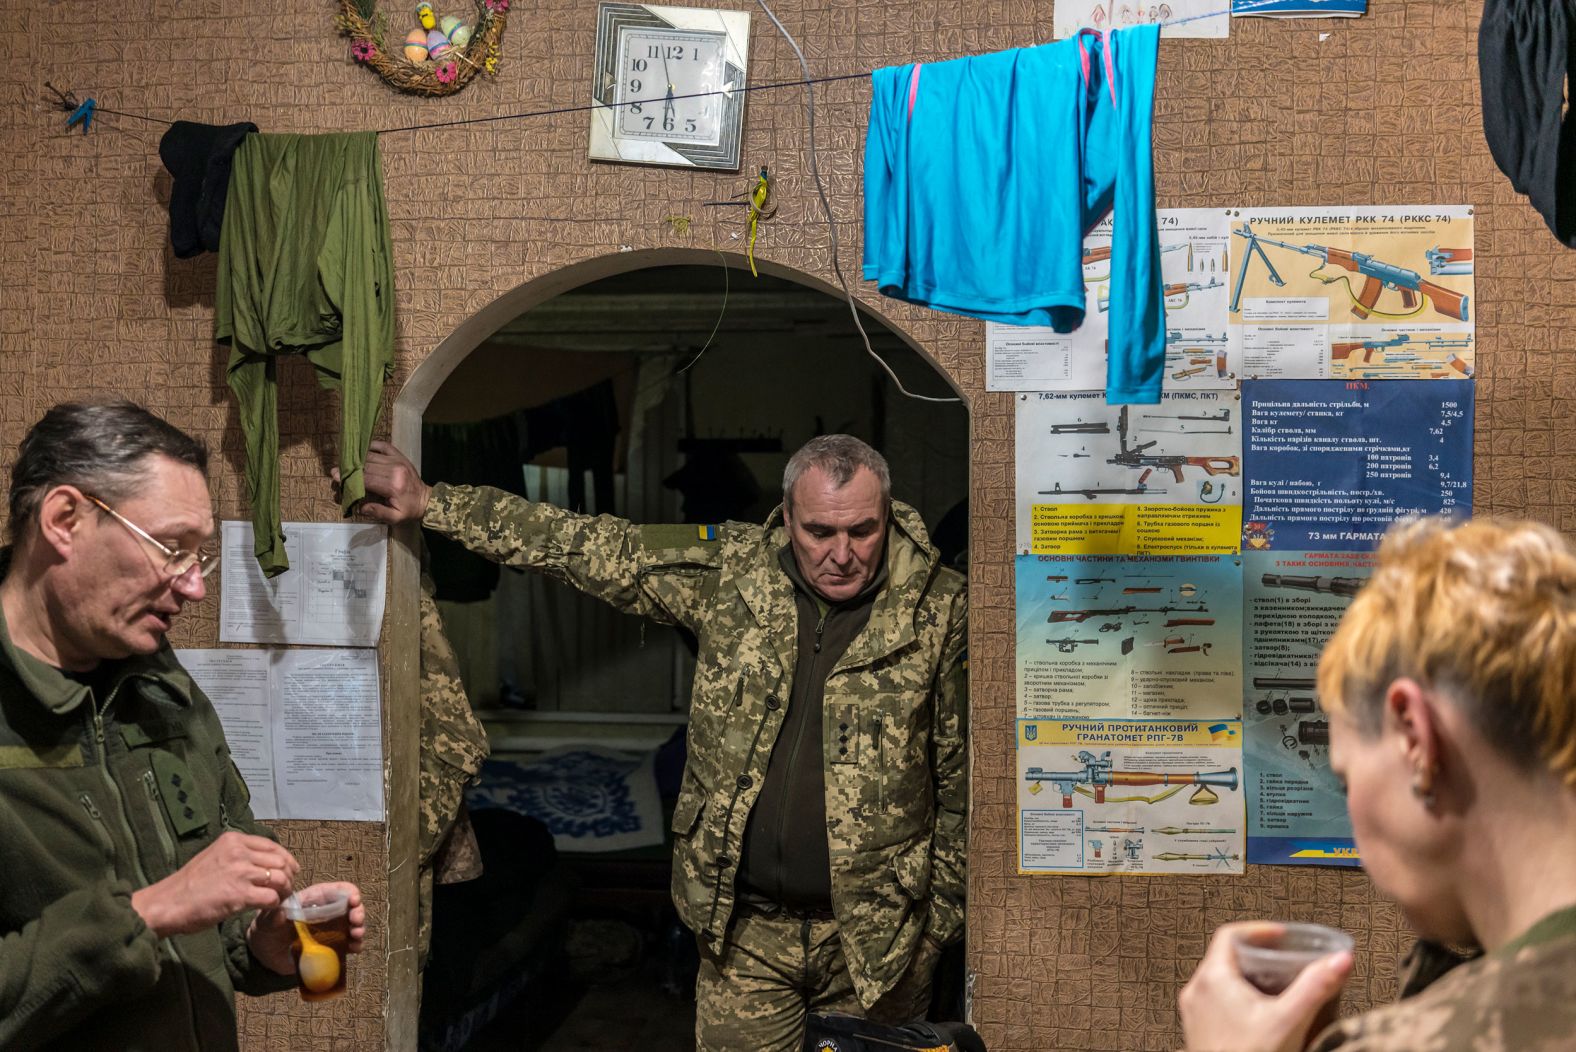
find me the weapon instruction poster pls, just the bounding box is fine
[1015,390,1243,555]
[1228,206,1474,381]
[1240,378,1473,866]
[1016,554,1242,720]
[987,209,1233,393]
[1017,719,1245,875]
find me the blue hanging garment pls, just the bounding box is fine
[863,24,1164,403]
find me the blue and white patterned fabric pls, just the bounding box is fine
[467,745,664,853]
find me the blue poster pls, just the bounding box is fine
[1015,554,1243,722]
[1243,379,1472,552]
[1233,0,1365,16]
[1241,379,1472,866]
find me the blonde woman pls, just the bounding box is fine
[1180,516,1576,1051]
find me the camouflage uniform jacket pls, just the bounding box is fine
[415,575,489,966]
[423,483,969,1008]
[1308,905,1576,1051]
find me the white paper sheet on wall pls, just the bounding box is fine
[1053,1,1228,39]
[180,647,385,822]
[219,521,388,647]
[986,209,1234,393]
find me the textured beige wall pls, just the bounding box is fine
[5,1,1574,1049]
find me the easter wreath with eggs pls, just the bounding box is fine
[336,0,509,96]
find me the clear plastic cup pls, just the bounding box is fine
[282,886,351,1002]
[1231,921,1354,994]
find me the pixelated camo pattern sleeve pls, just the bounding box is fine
[927,587,969,946]
[422,483,724,630]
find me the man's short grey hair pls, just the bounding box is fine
[7,402,209,541]
[782,434,891,513]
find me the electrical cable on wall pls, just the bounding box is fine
[752,0,961,405]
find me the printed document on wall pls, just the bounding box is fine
[1228,206,1474,381]
[182,647,385,821]
[1239,378,1473,866]
[1054,1,1228,38]
[1016,554,1241,722]
[1017,719,1245,875]
[987,209,1233,392]
[1016,391,1242,556]
[220,521,387,646]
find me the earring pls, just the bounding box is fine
[1411,773,1437,810]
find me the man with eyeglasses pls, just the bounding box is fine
[0,401,365,1051]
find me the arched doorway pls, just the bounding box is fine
[382,249,969,1050]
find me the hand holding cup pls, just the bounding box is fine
[1179,921,1354,1052]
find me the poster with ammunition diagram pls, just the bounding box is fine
[1239,378,1471,865]
[1016,390,1242,555]
[1016,554,1242,720]
[1227,205,1475,380]
[1016,719,1245,875]
[986,209,1233,393]
[1241,550,1373,866]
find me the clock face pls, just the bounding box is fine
[589,4,750,170]
[615,29,727,146]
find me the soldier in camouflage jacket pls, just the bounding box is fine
[356,436,967,1047]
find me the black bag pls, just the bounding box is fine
[804,1012,986,1052]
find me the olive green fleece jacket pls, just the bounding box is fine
[0,559,294,1050]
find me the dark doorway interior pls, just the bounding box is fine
[414,264,968,1051]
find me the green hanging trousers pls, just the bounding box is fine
[216,131,394,576]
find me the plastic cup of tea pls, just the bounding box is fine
[1231,921,1354,994]
[282,886,351,1002]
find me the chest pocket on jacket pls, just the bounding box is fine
[124,723,211,837]
[149,750,210,836]
[828,702,862,765]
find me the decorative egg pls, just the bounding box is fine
[449,22,473,49]
[426,28,452,58]
[416,2,436,30]
[440,14,462,36]
[403,28,429,62]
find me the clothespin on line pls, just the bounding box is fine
[46,82,96,135]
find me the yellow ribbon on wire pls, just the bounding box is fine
[745,166,774,277]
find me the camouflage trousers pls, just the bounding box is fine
[695,902,941,1052]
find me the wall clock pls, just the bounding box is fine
[589,3,750,170]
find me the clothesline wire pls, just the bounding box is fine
[53,3,1282,138]
[377,71,869,134]
[56,0,1282,406]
